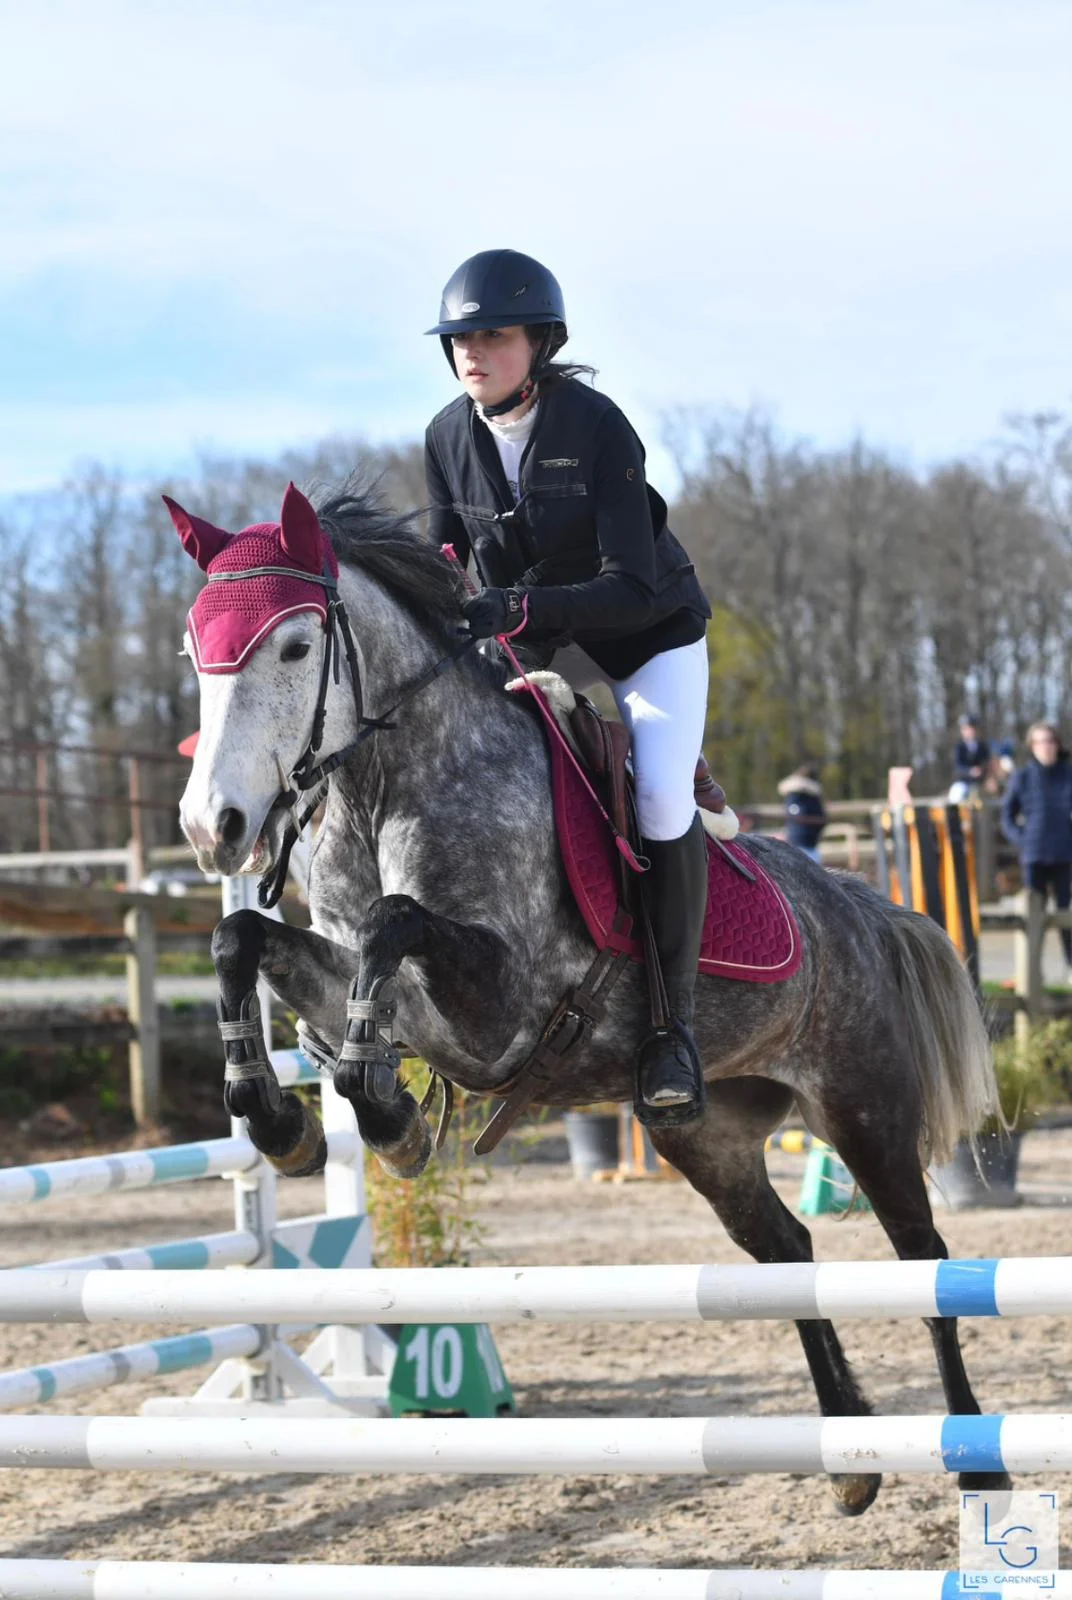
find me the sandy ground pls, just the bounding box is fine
[0,1131,1071,1577]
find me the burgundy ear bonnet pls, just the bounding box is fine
[166,484,339,674]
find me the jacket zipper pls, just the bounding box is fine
[468,400,542,568]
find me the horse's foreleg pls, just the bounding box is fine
[212,908,355,1178]
[336,893,516,1180]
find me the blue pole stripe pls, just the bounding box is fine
[145,1241,211,1270]
[28,1169,51,1201]
[151,1333,215,1376]
[935,1259,1000,1318]
[940,1415,1006,1474]
[30,1368,56,1403]
[147,1146,212,1184]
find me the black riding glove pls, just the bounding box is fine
[462,587,527,640]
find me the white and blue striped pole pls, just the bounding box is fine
[0,1560,1025,1598]
[0,1325,262,1409]
[2,1257,1067,1325]
[0,1414,1066,1475]
[32,1231,260,1274]
[0,1129,356,1210]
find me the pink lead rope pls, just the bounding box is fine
[441,544,647,875]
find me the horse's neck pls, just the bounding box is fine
[328,564,534,821]
[310,567,541,933]
[337,566,439,720]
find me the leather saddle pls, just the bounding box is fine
[567,695,728,853]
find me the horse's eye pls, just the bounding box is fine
[281,639,312,663]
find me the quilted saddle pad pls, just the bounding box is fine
[524,683,804,983]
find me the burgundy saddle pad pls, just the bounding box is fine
[521,682,804,984]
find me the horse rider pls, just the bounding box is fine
[423,248,713,1125]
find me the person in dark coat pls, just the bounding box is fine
[424,249,712,1127]
[949,713,991,804]
[777,763,827,863]
[1001,721,1072,978]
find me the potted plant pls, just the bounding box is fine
[929,1020,1071,1208]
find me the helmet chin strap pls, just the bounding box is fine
[443,326,558,420]
[480,375,538,420]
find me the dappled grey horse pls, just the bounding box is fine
[173,478,1003,1517]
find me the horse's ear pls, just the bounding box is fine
[163,496,231,571]
[278,482,323,573]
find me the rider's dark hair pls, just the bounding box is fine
[524,325,597,385]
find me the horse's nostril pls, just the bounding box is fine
[218,807,247,847]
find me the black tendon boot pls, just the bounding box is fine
[635,811,708,1128]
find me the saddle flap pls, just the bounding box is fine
[568,698,632,844]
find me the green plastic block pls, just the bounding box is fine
[798,1147,872,1217]
[389,1323,516,1418]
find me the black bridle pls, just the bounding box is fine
[203,563,476,908]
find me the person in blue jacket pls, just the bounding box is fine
[1001,721,1072,979]
[949,713,991,804]
[777,763,828,864]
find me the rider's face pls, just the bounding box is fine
[451,326,534,409]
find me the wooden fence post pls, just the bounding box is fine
[1014,889,1045,1052]
[124,906,161,1126]
[973,802,998,905]
[126,759,145,890]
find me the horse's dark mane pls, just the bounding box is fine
[309,475,465,640]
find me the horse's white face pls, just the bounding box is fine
[180,611,330,876]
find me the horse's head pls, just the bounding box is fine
[170,482,345,877]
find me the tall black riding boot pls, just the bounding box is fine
[635,811,709,1129]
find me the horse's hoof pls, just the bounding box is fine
[830,1472,882,1517]
[960,1470,1013,1493]
[263,1095,327,1178]
[375,1112,432,1180]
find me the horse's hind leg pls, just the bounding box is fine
[651,1079,883,1518]
[828,1092,1012,1495]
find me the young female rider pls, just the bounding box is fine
[424,248,712,1127]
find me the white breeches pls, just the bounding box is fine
[549,636,710,842]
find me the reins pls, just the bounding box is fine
[440,544,648,876]
[204,562,476,909]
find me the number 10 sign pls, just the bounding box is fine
[389,1323,516,1417]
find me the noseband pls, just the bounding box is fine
[204,562,475,908]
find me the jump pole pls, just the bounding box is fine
[0,1324,262,1409]
[5,1257,1069,1325]
[0,1413,1067,1475]
[0,1560,1021,1599]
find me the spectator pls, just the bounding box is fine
[778,763,828,864]
[949,713,991,804]
[1001,721,1072,982]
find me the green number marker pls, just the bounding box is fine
[388,1323,516,1417]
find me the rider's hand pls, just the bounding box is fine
[462,587,527,639]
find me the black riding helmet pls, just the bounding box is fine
[426,249,568,417]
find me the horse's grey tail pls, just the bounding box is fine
[878,895,999,1167]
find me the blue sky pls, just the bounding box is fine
[3,0,1070,497]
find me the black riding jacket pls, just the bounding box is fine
[424,376,710,679]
